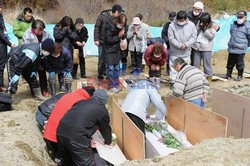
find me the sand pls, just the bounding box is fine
[0,51,250,166]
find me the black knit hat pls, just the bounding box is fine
[41,38,54,53]
[75,18,84,25]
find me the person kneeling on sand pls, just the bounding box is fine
[42,87,95,164]
[167,57,210,108]
[56,89,112,166]
[121,79,167,134]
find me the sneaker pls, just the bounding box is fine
[0,86,6,92]
[42,91,49,97]
[234,76,243,81]
[60,85,66,92]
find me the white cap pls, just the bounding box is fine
[194,1,204,11]
[132,17,142,25]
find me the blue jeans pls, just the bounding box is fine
[189,98,205,108]
[107,64,120,88]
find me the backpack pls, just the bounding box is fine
[0,92,12,111]
[147,37,165,46]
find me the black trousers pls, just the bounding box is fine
[226,53,245,76]
[126,112,145,134]
[149,69,161,78]
[98,44,106,79]
[0,44,7,87]
[37,63,48,93]
[190,48,195,66]
[44,139,60,161]
[72,57,86,77]
[7,58,40,94]
[57,136,95,166]
[131,51,143,68]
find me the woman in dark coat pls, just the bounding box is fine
[72,18,89,79]
[104,13,127,93]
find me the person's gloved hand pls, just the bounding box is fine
[10,75,20,84]
[30,72,36,78]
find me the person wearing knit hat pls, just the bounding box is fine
[41,38,55,55]
[56,89,111,165]
[7,42,51,101]
[72,17,89,79]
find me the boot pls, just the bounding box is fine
[122,63,127,76]
[49,83,56,96]
[33,88,47,101]
[141,65,145,73]
[136,67,141,77]
[133,67,137,77]
[60,83,66,92]
[222,69,233,79]
[65,83,72,93]
[235,69,243,81]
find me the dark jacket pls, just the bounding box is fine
[44,47,73,73]
[53,25,78,56]
[38,93,66,119]
[228,20,250,54]
[0,14,11,63]
[94,9,113,43]
[57,98,112,145]
[74,26,89,57]
[104,21,122,65]
[8,43,41,75]
[187,11,203,26]
[161,21,171,48]
[121,25,129,58]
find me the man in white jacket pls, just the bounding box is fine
[168,10,197,82]
[121,79,167,134]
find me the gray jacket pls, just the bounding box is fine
[127,24,147,52]
[168,19,197,58]
[193,26,217,52]
[121,80,166,122]
[22,28,50,44]
[228,20,250,54]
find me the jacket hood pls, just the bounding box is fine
[101,9,111,17]
[16,14,35,23]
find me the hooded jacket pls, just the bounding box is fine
[13,14,35,45]
[94,9,113,43]
[8,43,41,75]
[144,44,168,66]
[228,20,250,54]
[22,28,51,44]
[168,19,197,58]
[43,89,91,143]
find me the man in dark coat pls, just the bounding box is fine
[0,3,15,92]
[161,11,176,75]
[7,38,54,100]
[73,18,89,79]
[94,4,124,82]
[57,89,112,166]
[104,14,127,93]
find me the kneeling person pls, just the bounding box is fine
[121,79,167,134]
[56,89,111,166]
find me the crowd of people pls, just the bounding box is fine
[0,0,248,165]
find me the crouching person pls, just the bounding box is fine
[121,79,166,134]
[56,89,112,166]
[168,57,210,108]
[45,43,73,95]
[7,38,54,100]
[144,42,167,88]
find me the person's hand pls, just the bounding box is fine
[91,139,97,148]
[119,28,125,37]
[212,24,219,31]
[10,75,20,84]
[76,41,84,47]
[180,44,187,50]
[10,44,16,48]
[150,64,156,71]
[94,41,100,46]
[82,41,86,46]
[202,94,208,103]
[155,65,160,71]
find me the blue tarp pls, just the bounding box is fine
[6,12,250,56]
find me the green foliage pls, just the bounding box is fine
[205,0,250,13]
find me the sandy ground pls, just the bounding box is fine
[0,51,250,166]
